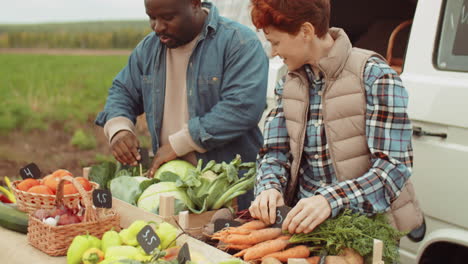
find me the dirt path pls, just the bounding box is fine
[0,48,131,56]
[0,123,111,180]
[0,115,150,181]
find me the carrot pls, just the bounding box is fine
[224,228,283,244]
[261,245,310,262]
[212,228,251,238]
[213,220,267,239]
[218,243,253,251]
[233,249,247,258]
[305,256,320,264]
[243,236,291,261]
[237,220,269,230]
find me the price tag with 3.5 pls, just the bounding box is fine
[137,225,161,255]
[92,189,112,208]
[272,206,291,228]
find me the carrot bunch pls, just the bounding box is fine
[212,220,311,262]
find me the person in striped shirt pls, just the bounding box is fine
[248,0,421,234]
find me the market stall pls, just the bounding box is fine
[0,162,399,264]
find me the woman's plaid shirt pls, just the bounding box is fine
[255,57,414,217]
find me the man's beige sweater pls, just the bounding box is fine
[104,35,206,165]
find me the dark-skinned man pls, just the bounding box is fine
[95,0,268,209]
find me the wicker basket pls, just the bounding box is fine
[11,178,99,214]
[27,176,121,256]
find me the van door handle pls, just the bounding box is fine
[413,126,447,139]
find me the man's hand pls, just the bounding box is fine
[282,195,331,234]
[249,189,285,225]
[110,130,141,166]
[148,144,177,178]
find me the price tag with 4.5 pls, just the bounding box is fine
[92,189,112,208]
[19,163,41,179]
[137,225,161,255]
[214,219,242,233]
[272,206,291,228]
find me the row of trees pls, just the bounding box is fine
[0,28,152,49]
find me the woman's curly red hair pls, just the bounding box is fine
[250,0,330,37]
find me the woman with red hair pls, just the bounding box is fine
[249,0,423,234]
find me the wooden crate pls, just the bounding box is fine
[112,197,239,262]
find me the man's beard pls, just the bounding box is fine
[159,35,190,49]
[158,31,196,49]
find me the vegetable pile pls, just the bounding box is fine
[66,220,213,264]
[159,155,256,214]
[90,155,256,215]
[89,162,145,191]
[211,210,406,264]
[290,210,406,264]
[14,169,93,195]
[34,205,85,226]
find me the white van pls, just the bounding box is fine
[335,0,468,263]
[396,0,468,263]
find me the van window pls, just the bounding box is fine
[436,0,468,72]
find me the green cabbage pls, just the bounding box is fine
[154,160,195,181]
[110,176,142,205]
[136,182,194,214]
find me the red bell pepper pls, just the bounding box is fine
[0,194,13,203]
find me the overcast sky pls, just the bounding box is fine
[0,0,148,24]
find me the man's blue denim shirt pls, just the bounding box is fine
[95,2,269,163]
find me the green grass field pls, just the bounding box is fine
[0,53,129,133]
[0,20,149,33]
[0,21,151,49]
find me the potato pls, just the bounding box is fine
[338,248,363,264]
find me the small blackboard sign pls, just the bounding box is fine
[19,163,41,179]
[214,219,242,233]
[177,242,191,264]
[138,147,150,169]
[272,206,292,228]
[137,225,161,255]
[92,189,112,208]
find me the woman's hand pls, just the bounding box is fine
[249,189,285,225]
[282,195,331,234]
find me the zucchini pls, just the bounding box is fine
[0,202,29,233]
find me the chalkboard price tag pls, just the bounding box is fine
[19,163,41,179]
[138,147,150,170]
[137,225,161,255]
[177,242,191,264]
[214,219,242,233]
[92,189,112,208]
[272,206,292,228]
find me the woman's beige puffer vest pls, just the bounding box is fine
[282,28,423,232]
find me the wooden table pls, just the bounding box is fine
[0,227,65,264]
